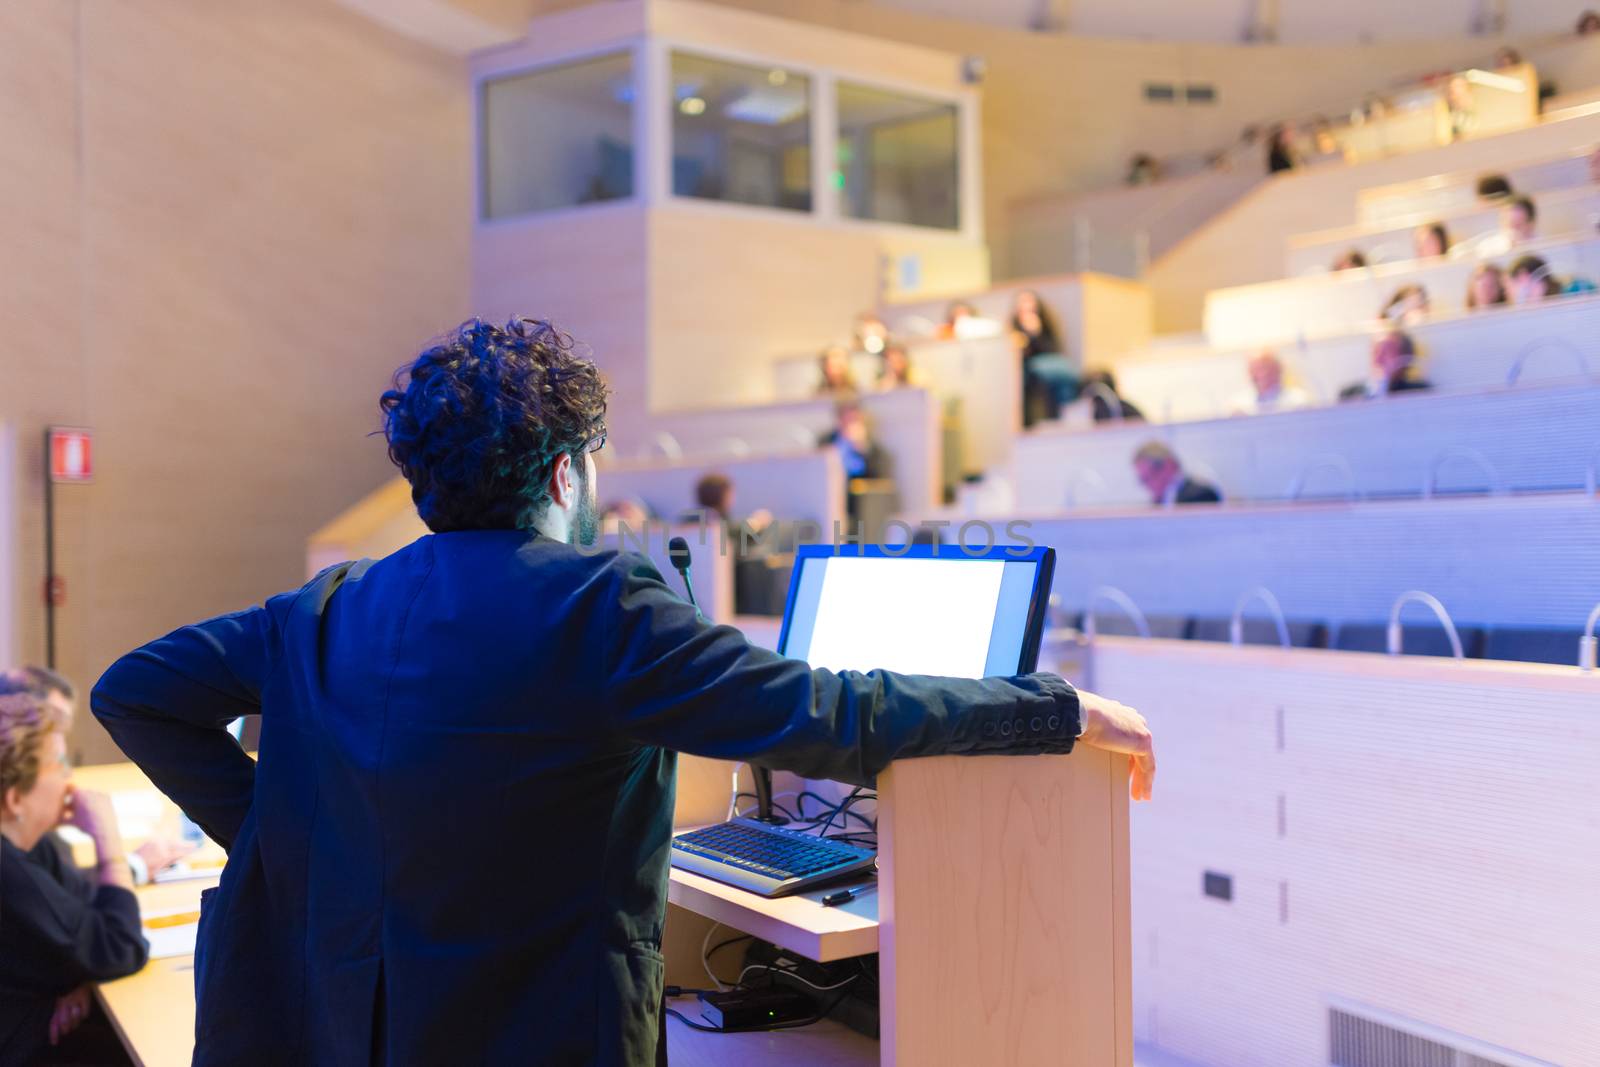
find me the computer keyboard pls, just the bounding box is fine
[670,818,876,897]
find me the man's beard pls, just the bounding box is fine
[572,462,600,547]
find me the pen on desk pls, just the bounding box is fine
[821,883,878,907]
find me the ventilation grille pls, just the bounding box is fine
[1329,1007,1549,1067]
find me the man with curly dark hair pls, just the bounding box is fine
[90,316,1154,1066]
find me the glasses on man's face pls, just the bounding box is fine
[584,428,607,455]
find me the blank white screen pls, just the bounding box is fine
[801,556,1005,678]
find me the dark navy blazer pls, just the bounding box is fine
[92,530,1082,1066]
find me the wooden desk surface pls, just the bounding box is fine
[95,876,216,1067]
[667,867,879,964]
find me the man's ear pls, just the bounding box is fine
[549,452,575,511]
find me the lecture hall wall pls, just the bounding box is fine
[0,0,471,764]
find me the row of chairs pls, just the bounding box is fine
[1076,612,1586,666]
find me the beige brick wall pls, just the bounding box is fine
[0,0,472,763]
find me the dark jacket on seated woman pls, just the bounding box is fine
[0,834,148,1063]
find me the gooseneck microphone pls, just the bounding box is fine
[667,536,699,612]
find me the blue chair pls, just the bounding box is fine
[1483,626,1585,666]
[1333,622,1485,659]
[1190,618,1328,648]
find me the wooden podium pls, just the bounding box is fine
[668,749,1132,1066]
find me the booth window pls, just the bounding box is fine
[669,52,812,212]
[479,52,635,220]
[836,82,959,230]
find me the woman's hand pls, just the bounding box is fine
[63,787,133,889]
[48,983,93,1046]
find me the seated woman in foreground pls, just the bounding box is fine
[0,692,147,1065]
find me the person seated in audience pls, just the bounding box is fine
[938,301,1002,341]
[1332,249,1368,271]
[853,312,890,356]
[1266,124,1298,174]
[1577,9,1600,34]
[1465,263,1509,310]
[1081,369,1145,422]
[1132,441,1222,506]
[1506,254,1596,303]
[0,667,192,887]
[876,343,924,390]
[1308,117,1340,160]
[820,402,893,521]
[1340,330,1431,400]
[1506,195,1537,243]
[1381,284,1430,327]
[1234,350,1313,415]
[1412,222,1450,259]
[816,344,858,398]
[1126,153,1161,185]
[1475,173,1513,204]
[1479,196,1537,256]
[690,473,772,538]
[599,497,650,533]
[937,301,976,340]
[1012,289,1078,426]
[1444,75,1477,142]
[0,689,149,1065]
[1492,46,1523,69]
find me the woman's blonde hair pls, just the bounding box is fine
[0,691,59,800]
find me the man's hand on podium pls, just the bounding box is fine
[1076,691,1156,801]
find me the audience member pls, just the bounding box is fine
[694,472,735,524]
[1505,254,1597,303]
[938,301,977,340]
[853,312,890,356]
[1445,76,1476,141]
[1266,125,1298,174]
[1493,46,1523,69]
[1381,284,1430,326]
[0,667,191,887]
[1508,256,1557,303]
[876,343,924,390]
[0,689,149,1064]
[1412,222,1450,259]
[1308,117,1340,159]
[816,344,858,398]
[1127,153,1161,185]
[1081,369,1145,422]
[599,497,650,531]
[820,402,893,523]
[1480,195,1537,256]
[695,475,771,540]
[938,301,1002,341]
[1132,441,1222,506]
[1465,263,1509,309]
[1012,289,1062,362]
[1340,330,1430,400]
[1012,289,1078,426]
[1577,10,1600,34]
[822,402,890,482]
[1234,351,1313,415]
[1475,173,1513,203]
[1332,249,1368,271]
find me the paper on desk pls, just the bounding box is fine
[152,857,227,883]
[141,908,201,959]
